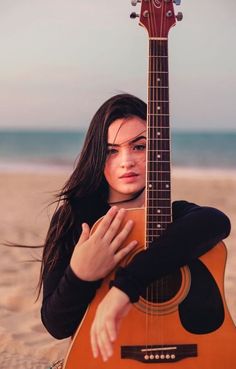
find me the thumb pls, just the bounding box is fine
[77,223,90,245]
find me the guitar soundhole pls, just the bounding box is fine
[141,270,182,303]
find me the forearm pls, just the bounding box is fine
[111,202,231,302]
[41,265,101,339]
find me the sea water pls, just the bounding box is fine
[0,130,235,171]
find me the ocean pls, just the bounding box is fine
[0,130,235,171]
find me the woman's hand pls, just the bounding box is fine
[90,287,131,361]
[70,206,137,281]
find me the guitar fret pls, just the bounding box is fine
[149,100,169,102]
[149,93,169,100]
[148,162,170,165]
[148,188,170,194]
[147,219,171,222]
[149,137,170,142]
[147,211,172,213]
[149,114,169,118]
[148,180,170,185]
[147,217,172,220]
[147,206,171,208]
[148,160,170,163]
[147,190,171,193]
[148,113,169,116]
[148,182,170,185]
[146,228,166,231]
[147,201,171,204]
[147,196,169,201]
[149,55,168,58]
[148,149,170,152]
[147,224,171,227]
[147,221,172,224]
[147,125,170,128]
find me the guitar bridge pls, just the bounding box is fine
[121,344,197,363]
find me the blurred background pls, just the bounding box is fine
[0,0,235,171]
[0,1,235,368]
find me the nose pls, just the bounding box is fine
[120,150,135,169]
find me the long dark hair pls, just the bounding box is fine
[39,93,147,295]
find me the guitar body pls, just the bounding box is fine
[63,209,236,369]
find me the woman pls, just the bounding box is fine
[40,93,231,362]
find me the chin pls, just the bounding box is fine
[121,186,143,195]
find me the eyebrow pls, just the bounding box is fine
[107,135,146,147]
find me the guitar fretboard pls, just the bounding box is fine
[146,39,172,247]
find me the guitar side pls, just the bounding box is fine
[63,208,236,369]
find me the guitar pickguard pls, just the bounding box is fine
[179,259,225,334]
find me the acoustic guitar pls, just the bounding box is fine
[63,1,236,368]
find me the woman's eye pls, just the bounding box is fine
[134,144,146,151]
[107,148,118,155]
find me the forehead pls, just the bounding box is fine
[107,117,146,145]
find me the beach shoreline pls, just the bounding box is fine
[1,161,236,176]
[0,168,235,367]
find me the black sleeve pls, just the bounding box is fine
[41,260,101,339]
[41,212,102,339]
[111,201,231,302]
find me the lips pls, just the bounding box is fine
[119,172,138,179]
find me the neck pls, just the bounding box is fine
[108,189,145,209]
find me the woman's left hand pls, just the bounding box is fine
[90,287,131,362]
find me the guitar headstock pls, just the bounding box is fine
[131,0,183,38]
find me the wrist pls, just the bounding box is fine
[110,267,141,303]
[70,259,97,282]
[109,286,130,304]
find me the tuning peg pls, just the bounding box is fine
[173,0,181,5]
[130,12,140,19]
[176,12,183,21]
[131,0,141,5]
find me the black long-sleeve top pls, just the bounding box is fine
[41,199,231,339]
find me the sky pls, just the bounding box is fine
[0,0,235,131]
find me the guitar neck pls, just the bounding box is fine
[146,39,172,247]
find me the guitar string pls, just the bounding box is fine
[155,37,161,349]
[146,1,172,354]
[148,2,159,354]
[164,4,172,347]
[159,3,166,351]
[149,1,155,354]
[146,4,154,355]
[152,1,161,353]
[146,1,157,354]
[149,0,163,354]
[159,1,168,350]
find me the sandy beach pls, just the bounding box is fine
[0,168,235,368]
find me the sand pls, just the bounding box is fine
[0,168,235,368]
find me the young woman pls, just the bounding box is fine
[40,93,231,362]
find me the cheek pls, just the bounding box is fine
[104,159,114,183]
[138,154,146,170]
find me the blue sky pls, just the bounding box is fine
[0,0,235,131]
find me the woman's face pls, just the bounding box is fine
[104,116,146,203]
